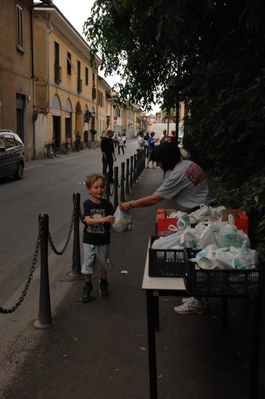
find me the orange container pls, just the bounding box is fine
[156,209,177,237]
[221,209,248,234]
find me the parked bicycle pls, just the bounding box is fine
[62,138,73,155]
[44,140,61,159]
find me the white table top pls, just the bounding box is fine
[142,237,186,291]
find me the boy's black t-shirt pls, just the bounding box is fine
[83,198,115,245]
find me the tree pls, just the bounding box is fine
[83,0,188,109]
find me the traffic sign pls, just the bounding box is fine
[114,121,117,124]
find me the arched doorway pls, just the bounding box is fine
[51,94,61,147]
[75,101,83,149]
[83,105,89,147]
[64,98,73,140]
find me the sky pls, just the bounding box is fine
[53,0,159,113]
[53,0,119,88]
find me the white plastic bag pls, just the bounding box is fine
[193,244,223,269]
[112,208,133,232]
[216,214,243,248]
[193,244,258,270]
[194,222,217,249]
[215,246,258,270]
[152,227,197,249]
[168,211,191,230]
[189,205,212,224]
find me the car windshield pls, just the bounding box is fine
[5,136,17,148]
[0,137,5,148]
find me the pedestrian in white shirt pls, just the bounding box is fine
[136,131,145,153]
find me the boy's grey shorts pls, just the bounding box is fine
[81,243,113,275]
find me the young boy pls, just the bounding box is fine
[81,173,115,302]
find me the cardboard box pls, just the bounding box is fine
[156,208,177,236]
[221,209,248,234]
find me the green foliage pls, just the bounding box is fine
[217,175,265,253]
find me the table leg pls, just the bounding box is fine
[249,295,262,399]
[146,290,158,399]
[154,295,160,332]
[221,297,228,332]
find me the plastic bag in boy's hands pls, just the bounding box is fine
[112,207,133,232]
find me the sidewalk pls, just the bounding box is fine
[1,165,256,399]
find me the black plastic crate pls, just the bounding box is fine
[184,248,265,296]
[149,236,185,277]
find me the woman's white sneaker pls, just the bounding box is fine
[174,297,204,315]
[182,297,209,309]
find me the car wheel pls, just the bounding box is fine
[13,162,24,180]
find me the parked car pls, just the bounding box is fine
[0,129,25,180]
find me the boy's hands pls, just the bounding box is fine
[106,215,115,223]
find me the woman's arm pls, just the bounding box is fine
[119,194,163,211]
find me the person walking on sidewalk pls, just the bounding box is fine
[81,173,115,302]
[146,131,159,168]
[136,130,145,153]
[117,133,125,155]
[101,129,116,183]
[119,141,216,315]
[75,131,81,152]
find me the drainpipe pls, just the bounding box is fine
[30,2,36,160]
[47,13,53,113]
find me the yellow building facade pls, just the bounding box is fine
[0,0,34,160]
[33,4,101,157]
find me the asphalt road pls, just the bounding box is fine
[0,141,134,303]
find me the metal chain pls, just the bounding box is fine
[0,219,44,314]
[109,184,114,197]
[80,208,86,226]
[48,196,78,255]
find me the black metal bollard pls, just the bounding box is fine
[34,213,54,329]
[120,162,125,202]
[136,152,141,178]
[105,172,110,202]
[140,149,145,174]
[72,193,81,275]
[134,154,137,183]
[113,166,119,209]
[126,158,130,195]
[130,156,134,189]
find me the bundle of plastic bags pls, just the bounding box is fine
[152,214,250,252]
[168,205,226,226]
[189,244,258,270]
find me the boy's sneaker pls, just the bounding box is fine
[182,297,209,309]
[174,297,204,315]
[81,284,93,302]
[99,279,109,297]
